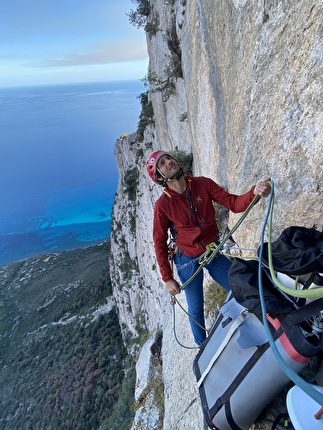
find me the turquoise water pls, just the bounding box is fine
[0,80,143,265]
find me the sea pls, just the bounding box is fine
[0,80,144,266]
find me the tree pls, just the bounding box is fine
[128,0,151,29]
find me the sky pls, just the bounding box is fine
[0,0,149,87]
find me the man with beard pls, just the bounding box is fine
[146,150,271,346]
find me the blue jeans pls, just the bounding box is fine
[174,250,231,346]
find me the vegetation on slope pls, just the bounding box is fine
[0,243,135,430]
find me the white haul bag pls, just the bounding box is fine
[193,296,322,430]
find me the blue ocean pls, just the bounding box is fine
[0,80,144,266]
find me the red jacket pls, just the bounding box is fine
[153,176,256,282]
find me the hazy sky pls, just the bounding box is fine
[0,0,148,87]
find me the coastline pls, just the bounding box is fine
[0,220,111,267]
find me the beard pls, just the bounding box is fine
[168,166,183,181]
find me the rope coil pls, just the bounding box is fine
[258,180,323,406]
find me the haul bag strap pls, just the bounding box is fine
[281,298,323,332]
[196,310,249,389]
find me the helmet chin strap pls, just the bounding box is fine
[157,167,183,184]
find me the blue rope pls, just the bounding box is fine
[258,180,323,406]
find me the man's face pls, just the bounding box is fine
[157,155,180,179]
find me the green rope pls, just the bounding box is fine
[172,294,209,335]
[171,194,261,347]
[258,180,323,406]
[171,295,200,350]
[267,190,323,299]
[179,194,261,291]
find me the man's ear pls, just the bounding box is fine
[155,172,163,181]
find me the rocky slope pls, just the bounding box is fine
[109,1,322,429]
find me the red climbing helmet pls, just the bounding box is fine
[146,150,171,183]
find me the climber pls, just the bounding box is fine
[146,149,271,346]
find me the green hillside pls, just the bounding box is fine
[0,242,135,430]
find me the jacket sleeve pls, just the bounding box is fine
[153,200,173,282]
[209,180,256,213]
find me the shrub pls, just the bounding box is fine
[179,112,188,122]
[145,71,176,102]
[128,0,151,29]
[124,167,139,201]
[145,14,159,37]
[137,91,155,141]
[170,148,193,175]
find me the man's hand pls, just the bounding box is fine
[165,279,181,295]
[254,178,271,198]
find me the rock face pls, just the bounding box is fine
[109,1,322,429]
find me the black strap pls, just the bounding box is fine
[281,298,323,332]
[303,272,316,289]
[271,412,294,429]
[224,401,243,430]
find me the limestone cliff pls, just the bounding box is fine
[109,1,322,429]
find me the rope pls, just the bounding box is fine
[179,194,261,291]
[266,190,323,299]
[171,294,209,335]
[258,180,323,406]
[171,295,199,350]
[170,193,261,348]
[169,256,207,349]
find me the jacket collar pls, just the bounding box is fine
[163,176,192,198]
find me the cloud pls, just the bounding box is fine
[0,1,149,85]
[38,39,147,68]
